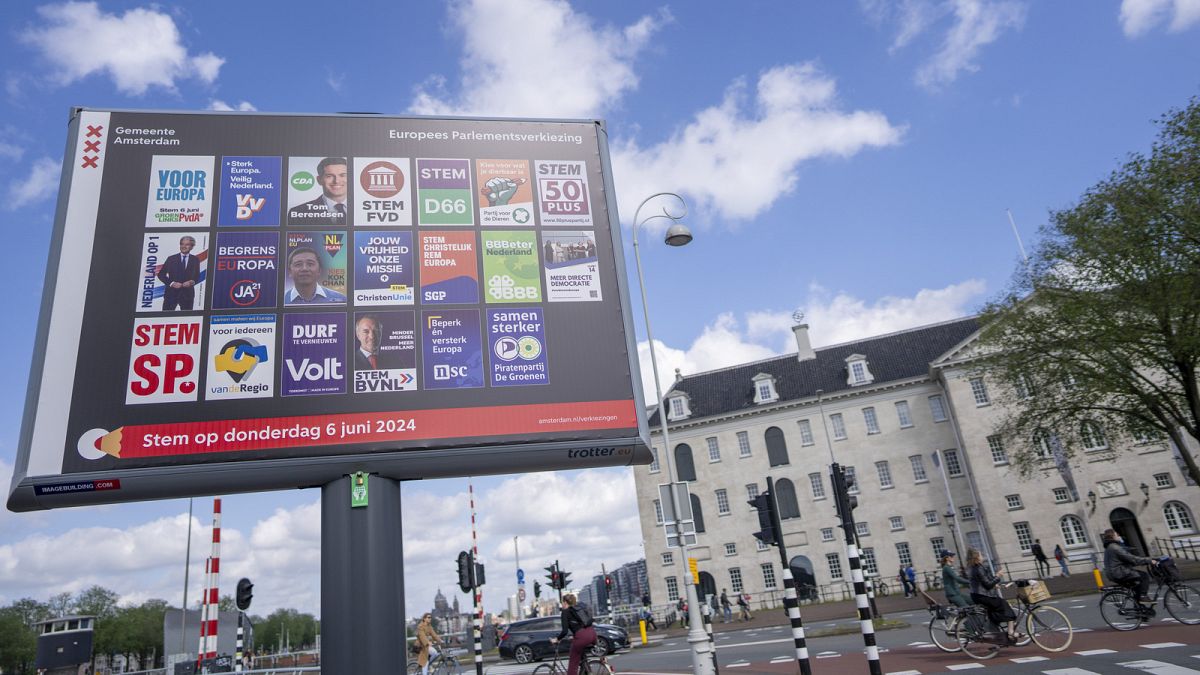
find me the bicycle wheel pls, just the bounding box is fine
[956,613,999,660]
[532,664,557,675]
[438,654,463,675]
[587,658,615,675]
[406,661,420,675]
[928,610,961,652]
[1164,583,1200,625]
[877,582,890,597]
[1026,605,1072,652]
[1099,589,1143,631]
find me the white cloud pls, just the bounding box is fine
[9,157,60,209]
[916,0,1026,90]
[410,0,669,118]
[208,100,258,112]
[612,63,903,227]
[639,279,987,394]
[1120,0,1200,36]
[0,127,27,161]
[20,2,224,95]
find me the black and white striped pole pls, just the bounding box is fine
[235,612,244,672]
[701,599,719,674]
[234,578,253,673]
[831,463,882,675]
[763,477,812,675]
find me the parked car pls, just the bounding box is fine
[498,616,629,663]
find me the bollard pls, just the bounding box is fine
[1093,567,1104,589]
[640,619,648,646]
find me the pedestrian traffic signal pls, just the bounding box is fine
[474,561,486,587]
[458,551,474,593]
[235,578,253,611]
[748,492,778,546]
[545,564,559,589]
[533,580,542,599]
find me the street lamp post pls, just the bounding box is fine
[630,192,714,675]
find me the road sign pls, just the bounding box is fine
[517,568,525,583]
[518,588,526,602]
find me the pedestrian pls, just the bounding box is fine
[905,564,917,596]
[737,593,753,621]
[939,551,971,608]
[1054,544,1071,576]
[720,589,733,623]
[640,605,658,631]
[676,597,689,627]
[898,565,913,597]
[549,593,596,675]
[415,613,442,675]
[1031,539,1051,578]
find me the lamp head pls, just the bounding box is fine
[664,222,693,247]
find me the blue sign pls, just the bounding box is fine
[517,568,525,583]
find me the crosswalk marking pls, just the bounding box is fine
[909,641,932,646]
[885,670,922,675]
[946,664,985,670]
[1011,656,1049,663]
[816,651,841,659]
[1070,605,1087,609]
[1142,643,1188,649]
[1117,659,1200,674]
[1076,649,1118,656]
[1043,669,1102,674]
[770,657,793,663]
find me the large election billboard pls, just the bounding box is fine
[8,109,650,511]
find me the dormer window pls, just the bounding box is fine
[845,354,874,386]
[667,393,692,421]
[752,373,778,404]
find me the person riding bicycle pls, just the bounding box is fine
[940,550,971,608]
[549,593,596,675]
[415,612,442,675]
[1102,528,1158,613]
[966,548,1022,642]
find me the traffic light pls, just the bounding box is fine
[235,578,253,611]
[533,580,542,599]
[474,560,486,587]
[604,575,612,590]
[558,570,572,590]
[748,492,778,546]
[831,464,859,536]
[458,551,474,593]
[545,564,559,589]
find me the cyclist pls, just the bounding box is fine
[1102,528,1158,614]
[940,550,971,608]
[966,548,1022,643]
[549,593,596,675]
[415,612,442,675]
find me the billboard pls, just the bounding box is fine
[9,110,649,511]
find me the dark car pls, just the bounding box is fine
[498,616,629,664]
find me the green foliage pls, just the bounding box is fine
[978,97,1200,485]
[254,608,319,653]
[0,605,38,674]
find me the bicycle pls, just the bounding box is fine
[532,641,614,675]
[953,579,1072,660]
[1099,556,1200,631]
[866,576,890,597]
[918,590,964,653]
[405,644,463,675]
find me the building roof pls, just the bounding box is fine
[649,317,979,426]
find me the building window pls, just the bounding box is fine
[863,407,880,434]
[1014,522,1033,552]
[729,567,744,593]
[665,576,679,601]
[758,382,773,401]
[830,413,847,440]
[706,437,722,462]
[924,511,939,526]
[1033,429,1055,459]
[845,466,859,493]
[724,542,737,557]
[969,377,990,406]
[846,356,875,385]
[1014,373,1034,399]
[895,400,913,428]
[653,499,663,524]
[675,444,697,482]
[756,538,769,551]
[670,397,685,418]
[737,431,752,457]
[851,361,867,383]
[860,548,879,576]
[797,419,814,446]
[959,505,975,520]
[1053,487,1071,504]
[876,460,894,489]
[929,395,948,422]
[988,435,1008,465]
[809,473,826,500]
[821,527,835,542]
[856,521,870,537]
[1080,421,1108,451]
[753,373,778,404]
[766,426,790,467]
[827,553,844,581]
[1164,501,1197,534]
[649,446,660,473]
[930,537,946,560]
[662,552,674,565]
[1061,515,1089,547]
[715,489,730,515]
[889,516,904,531]
[896,541,913,568]
[943,449,963,477]
[1155,473,1174,489]
[775,478,801,520]
[746,483,760,502]
[691,493,706,533]
[1005,494,1024,510]
[908,455,928,483]
[762,563,778,590]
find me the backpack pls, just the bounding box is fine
[575,604,594,628]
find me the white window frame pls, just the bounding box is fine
[1164,501,1197,535]
[729,567,744,594]
[761,563,778,590]
[1034,429,1054,459]
[830,413,847,440]
[846,355,875,385]
[943,449,963,477]
[665,576,679,601]
[826,553,844,581]
[669,397,687,420]
[930,537,946,560]
[1080,421,1108,451]
[654,499,663,524]
[987,435,1008,465]
[756,538,769,552]
[706,436,722,463]
[895,400,913,428]
[1053,487,1071,504]
[737,431,752,457]
[1005,494,1024,510]
[797,419,814,446]
[662,551,674,565]
[863,407,880,434]
[856,521,870,537]
[889,515,904,531]
[809,473,826,500]
[724,542,737,557]
[715,488,730,515]
[924,511,939,526]
[746,483,760,503]
[1155,472,1174,489]
[876,460,894,489]
[649,446,661,473]
[753,373,778,404]
[959,505,976,520]
[860,547,879,576]
[1061,515,1089,547]
[909,454,928,483]
[1014,522,1033,552]
[821,527,835,542]
[896,541,913,568]
[929,395,948,422]
[969,377,990,406]
[845,466,859,494]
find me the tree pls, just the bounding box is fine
[254,608,319,653]
[218,594,237,612]
[0,604,38,674]
[978,97,1200,485]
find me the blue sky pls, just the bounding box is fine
[1,0,1198,623]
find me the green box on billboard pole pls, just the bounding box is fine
[482,231,542,303]
[351,471,368,508]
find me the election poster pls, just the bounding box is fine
[353,157,412,227]
[476,159,534,226]
[416,158,475,226]
[535,159,592,227]
[218,156,282,227]
[126,316,204,405]
[542,230,603,302]
[422,309,483,390]
[282,312,347,396]
[353,231,414,306]
[284,231,347,305]
[488,308,549,387]
[287,156,349,227]
[205,314,276,400]
[418,231,479,304]
[482,231,542,304]
[145,155,214,227]
[352,311,417,393]
[135,232,209,312]
[211,231,279,310]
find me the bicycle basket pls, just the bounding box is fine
[1016,580,1051,604]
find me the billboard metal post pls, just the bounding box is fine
[321,473,405,674]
